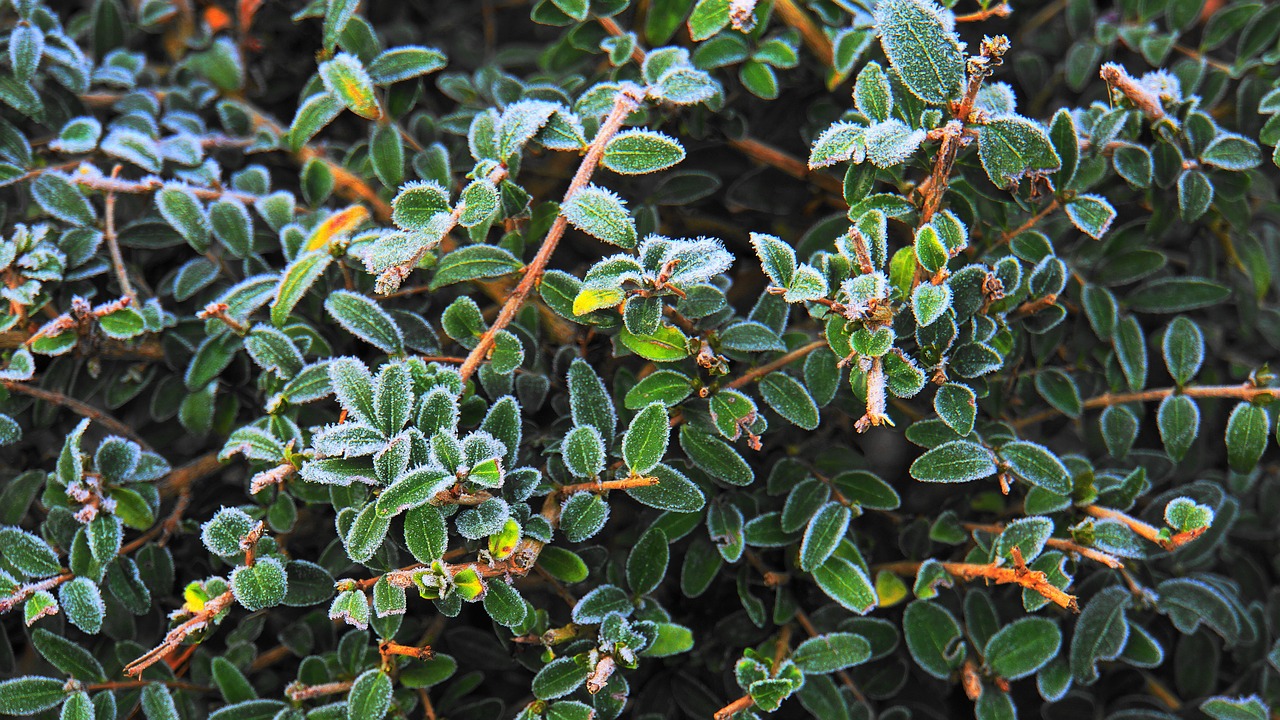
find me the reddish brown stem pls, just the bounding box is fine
[457,86,644,385]
[1013,384,1278,428]
[2,380,151,449]
[725,340,826,390]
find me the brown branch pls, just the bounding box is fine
[2,380,151,449]
[964,522,1123,569]
[597,16,646,64]
[557,476,659,498]
[994,198,1059,247]
[955,3,1011,22]
[877,558,1078,611]
[1099,63,1167,123]
[86,679,209,693]
[0,572,73,615]
[714,695,755,720]
[724,340,826,390]
[1012,383,1278,429]
[726,137,843,196]
[286,680,353,702]
[159,451,225,497]
[1082,505,1205,552]
[104,165,136,303]
[124,589,235,677]
[773,0,833,66]
[456,86,644,385]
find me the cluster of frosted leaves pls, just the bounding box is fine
[0,0,1277,720]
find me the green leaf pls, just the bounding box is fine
[854,62,893,122]
[325,290,405,354]
[347,669,393,720]
[1225,402,1269,474]
[995,516,1053,563]
[934,383,976,435]
[1000,441,1071,494]
[404,505,447,562]
[287,93,343,150]
[1165,497,1214,532]
[377,467,451,518]
[619,325,692,361]
[368,46,447,84]
[624,370,694,409]
[0,526,61,577]
[58,577,104,634]
[622,402,671,475]
[1201,133,1262,170]
[1127,277,1230,313]
[679,425,753,486]
[1064,194,1116,240]
[627,527,669,596]
[272,250,331,327]
[759,372,820,430]
[30,629,106,682]
[873,0,964,104]
[211,656,257,703]
[903,599,966,679]
[985,617,1061,680]
[564,425,606,479]
[750,232,796,288]
[560,492,609,542]
[1157,394,1199,462]
[687,0,730,41]
[483,580,528,627]
[791,633,872,674]
[561,185,636,248]
[979,116,1062,189]
[626,463,706,512]
[1201,697,1269,720]
[344,503,391,562]
[912,282,951,327]
[430,245,522,289]
[1162,317,1204,385]
[140,683,178,720]
[602,129,686,175]
[156,184,211,251]
[800,502,851,572]
[1070,586,1131,684]
[567,358,617,442]
[812,555,877,614]
[230,557,288,611]
[458,180,499,228]
[532,657,588,700]
[1114,315,1148,391]
[909,440,997,483]
[319,52,380,119]
[32,174,96,227]
[1178,169,1213,221]
[0,676,66,715]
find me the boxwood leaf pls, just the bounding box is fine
[430,245,522,290]
[873,0,963,104]
[602,129,686,175]
[903,599,966,679]
[999,441,1071,494]
[909,440,997,483]
[562,185,636,249]
[791,632,872,674]
[325,290,405,354]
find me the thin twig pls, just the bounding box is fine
[104,165,136,303]
[456,86,644,385]
[724,340,826,390]
[2,380,151,449]
[1012,383,1278,428]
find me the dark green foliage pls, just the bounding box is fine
[0,1,1278,719]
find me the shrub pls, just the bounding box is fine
[0,0,1278,718]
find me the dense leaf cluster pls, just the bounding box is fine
[1,0,1279,719]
